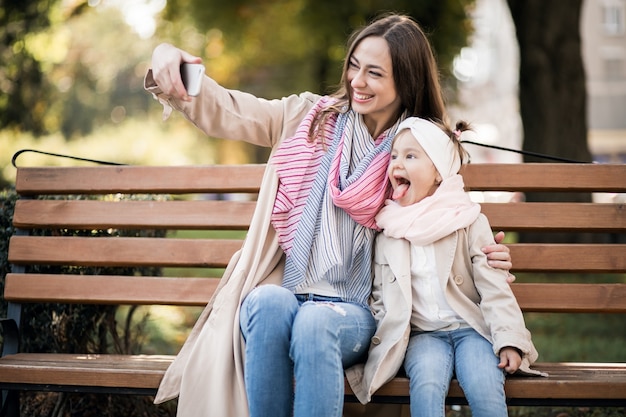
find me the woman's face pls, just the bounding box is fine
[387,130,441,207]
[347,36,402,138]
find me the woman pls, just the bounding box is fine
[145,13,512,417]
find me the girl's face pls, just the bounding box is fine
[347,36,402,138]
[387,130,441,207]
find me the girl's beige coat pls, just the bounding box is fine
[346,214,542,404]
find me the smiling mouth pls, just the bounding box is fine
[353,92,373,101]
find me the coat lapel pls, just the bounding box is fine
[382,236,413,308]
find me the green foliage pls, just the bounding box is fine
[0,1,156,138]
[163,0,475,96]
[0,0,57,134]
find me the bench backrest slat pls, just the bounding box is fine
[14,164,626,195]
[15,165,266,195]
[481,203,626,232]
[13,200,255,230]
[5,275,624,313]
[8,238,626,273]
[509,244,626,272]
[4,274,218,306]
[461,163,626,192]
[8,236,241,268]
[12,200,625,233]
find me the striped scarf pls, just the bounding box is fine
[270,97,401,304]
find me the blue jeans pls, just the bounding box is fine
[239,284,376,417]
[403,327,508,417]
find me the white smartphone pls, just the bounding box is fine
[180,63,205,96]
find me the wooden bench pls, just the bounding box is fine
[1,162,625,416]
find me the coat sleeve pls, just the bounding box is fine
[467,215,537,361]
[144,69,320,148]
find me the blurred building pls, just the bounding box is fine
[450,0,626,164]
[582,0,626,163]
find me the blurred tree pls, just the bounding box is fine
[0,0,155,138]
[162,0,475,97]
[159,0,475,164]
[0,0,59,134]
[507,0,597,243]
[507,0,591,165]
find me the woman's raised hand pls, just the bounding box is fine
[151,43,203,101]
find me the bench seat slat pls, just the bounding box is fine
[15,165,266,195]
[4,274,217,306]
[0,354,171,389]
[8,236,242,268]
[363,362,626,401]
[1,354,624,402]
[13,199,255,230]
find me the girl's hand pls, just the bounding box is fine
[498,347,522,374]
[151,43,203,102]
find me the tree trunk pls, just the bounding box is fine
[506,0,601,243]
[507,0,590,163]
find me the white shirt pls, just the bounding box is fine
[410,244,465,331]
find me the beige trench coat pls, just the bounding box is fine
[346,214,545,405]
[145,71,407,417]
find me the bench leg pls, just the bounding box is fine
[0,390,19,417]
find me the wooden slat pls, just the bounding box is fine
[15,165,266,195]
[8,236,242,268]
[508,244,626,272]
[8,237,626,272]
[14,163,626,195]
[512,283,626,313]
[363,362,626,401]
[4,274,218,306]
[480,202,626,232]
[13,200,625,233]
[6,275,625,313]
[13,199,256,230]
[1,354,625,403]
[0,354,171,389]
[461,163,626,192]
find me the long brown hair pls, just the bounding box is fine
[311,13,447,142]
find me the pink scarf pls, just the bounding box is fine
[375,174,480,246]
[271,97,395,254]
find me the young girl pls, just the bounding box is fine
[347,117,545,417]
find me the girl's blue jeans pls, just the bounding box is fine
[403,327,508,417]
[239,284,375,417]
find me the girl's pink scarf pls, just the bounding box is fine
[375,174,480,246]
